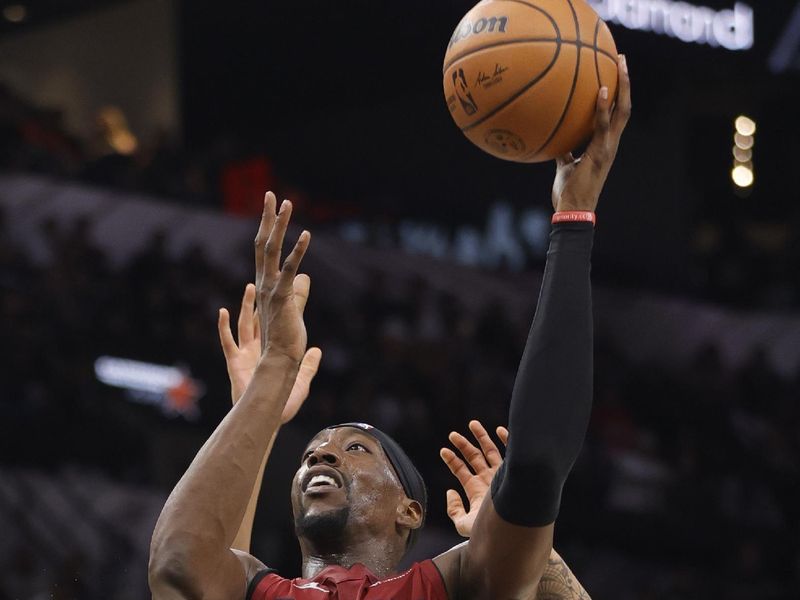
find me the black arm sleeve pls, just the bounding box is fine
[490,221,594,527]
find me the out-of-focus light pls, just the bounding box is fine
[94,355,203,419]
[732,165,754,187]
[97,106,139,155]
[111,131,138,155]
[733,146,752,162]
[734,133,754,150]
[3,4,27,23]
[735,115,757,136]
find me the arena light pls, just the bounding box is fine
[97,107,138,155]
[733,145,752,162]
[732,165,754,187]
[734,133,754,150]
[732,114,755,189]
[735,115,757,136]
[94,356,203,420]
[2,4,27,23]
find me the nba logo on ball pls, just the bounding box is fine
[443,0,619,163]
[453,68,480,115]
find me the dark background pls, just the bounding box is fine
[2,1,800,599]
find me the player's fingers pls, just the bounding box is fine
[468,420,504,468]
[496,426,509,447]
[265,199,292,275]
[597,86,612,132]
[446,489,466,521]
[275,230,310,296]
[237,283,256,345]
[294,274,311,314]
[611,54,632,138]
[282,348,322,423]
[298,347,322,386]
[218,308,237,358]
[252,310,260,341]
[254,192,277,288]
[440,447,474,488]
[449,430,489,473]
[584,86,612,169]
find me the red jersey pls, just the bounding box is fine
[247,560,449,600]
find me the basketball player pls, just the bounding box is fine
[213,284,588,597]
[149,55,630,600]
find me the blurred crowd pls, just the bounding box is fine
[1,198,799,599]
[0,82,226,207]
[3,80,800,310]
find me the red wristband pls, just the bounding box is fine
[551,211,596,226]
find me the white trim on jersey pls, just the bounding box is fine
[292,581,330,593]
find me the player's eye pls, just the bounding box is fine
[347,442,369,453]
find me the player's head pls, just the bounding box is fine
[291,422,426,561]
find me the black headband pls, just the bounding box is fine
[329,422,427,551]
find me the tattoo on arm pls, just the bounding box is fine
[535,554,591,600]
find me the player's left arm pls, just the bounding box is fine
[433,55,630,600]
[217,282,321,552]
[149,197,311,600]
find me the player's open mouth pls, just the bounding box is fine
[301,467,344,494]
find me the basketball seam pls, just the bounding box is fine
[444,38,556,74]
[444,38,615,76]
[459,0,563,134]
[592,45,616,62]
[593,17,601,89]
[526,0,582,160]
[596,52,618,65]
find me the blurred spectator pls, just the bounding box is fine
[1,79,799,308]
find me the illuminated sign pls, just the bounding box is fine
[588,0,754,51]
[95,356,203,420]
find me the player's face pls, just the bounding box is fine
[291,427,405,540]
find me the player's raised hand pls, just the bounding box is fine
[281,346,321,422]
[440,420,509,538]
[552,54,631,213]
[254,192,311,364]
[218,283,261,403]
[217,282,322,421]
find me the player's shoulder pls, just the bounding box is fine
[431,541,468,600]
[231,549,276,600]
[232,549,268,578]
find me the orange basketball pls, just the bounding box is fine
[443,0,618,163]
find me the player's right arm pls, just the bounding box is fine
[149,195,310,600]
[434,56,630,600]
[440,421,590,600]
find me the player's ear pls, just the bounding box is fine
[396,498,423,531]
